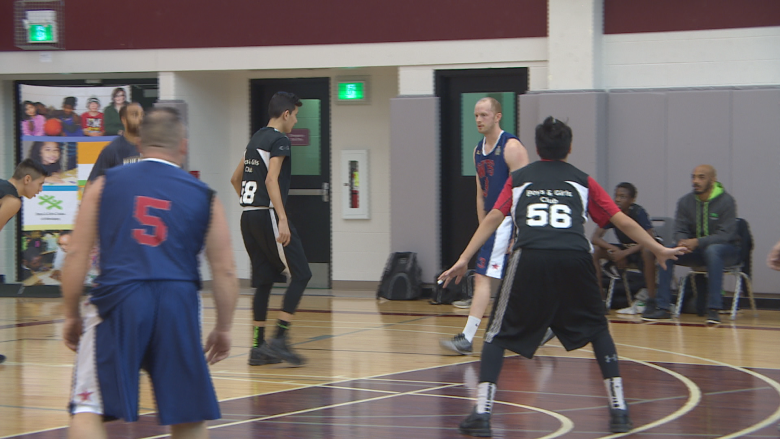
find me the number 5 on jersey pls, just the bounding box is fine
[133,196,172,247]
[241,181,257,204]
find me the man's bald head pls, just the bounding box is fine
[692,164,717,197]
[139,107,185,152]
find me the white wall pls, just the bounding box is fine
[216,68,397,282]
[603,26,780,89]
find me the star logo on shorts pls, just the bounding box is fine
[492,263,499,270]
[78,390,93,402]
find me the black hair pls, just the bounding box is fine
[615,182,637,199]
[12,158,48,180]
[535,116,572,160]
[21,100,37,120]
[28,142,62,174]
[268,91,302,119]
[63,96,77,108]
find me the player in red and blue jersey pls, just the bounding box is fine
[61,108,239,438]
[440,97,531,356]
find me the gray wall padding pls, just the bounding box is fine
[389,97,440,282]
[519,87,780,294]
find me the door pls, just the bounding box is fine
[250,78,331,288]
[436,68,528,268]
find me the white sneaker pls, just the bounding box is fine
[616,301,646,315]
[452,298,472,309]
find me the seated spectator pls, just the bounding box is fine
[592,182,657,314]
[642,165,740,324]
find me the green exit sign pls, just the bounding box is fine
[28,24,55,43]
[338,82,365,101]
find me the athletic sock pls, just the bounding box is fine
[604,377,627,410]
[275,320,291,338]
[476,382,497,414]
[463,316,481,342]
[252,326,265,348]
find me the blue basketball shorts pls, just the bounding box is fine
[475,216,513,279]
[69,281,220,425]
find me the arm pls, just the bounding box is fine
[0,196,22,231]
[475,175,485,223]
[591,227,620,252]
[610,211,686,269]
[230,157,244,197]
[503,139,529,172]
[202,197,239,365]
[61,177,102,351]
[266,156,290,246]
[440,209,507,287]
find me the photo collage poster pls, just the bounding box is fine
[18,84,131,286]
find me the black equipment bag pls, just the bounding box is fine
[430,269,475,305]
[377,252,423,300]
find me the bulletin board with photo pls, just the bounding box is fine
[15,84,131,285]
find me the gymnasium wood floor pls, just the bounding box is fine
[2,289,780,438]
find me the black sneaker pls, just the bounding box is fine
[0,354,5,364]
[609,408,633,433]
[459,408,491,437]
[248,343,283,366]
[642,308,671,321]
[706,309,721,325]
[260,335,306,366]
[643,298,657,315]
[440,333,473,355]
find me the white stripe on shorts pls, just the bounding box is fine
[269,209,291,277]
[70,300,105,415]
[485,216,513,278]
[485,249,521,344]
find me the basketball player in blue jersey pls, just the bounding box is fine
[230,92,312,367]
[61,108,239,439]
[440,117,686,436]
[442,97,550,355]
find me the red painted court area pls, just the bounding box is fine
[11,356,780,438]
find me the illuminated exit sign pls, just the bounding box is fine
[338,82,365,100]
[28,24,55,43]
[335,77,369,104]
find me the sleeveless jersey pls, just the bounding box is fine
[91,160,214,312]
[493,160,618,252]
[0,179,19,199]
[240,127,292,208]
[475,131,518,213]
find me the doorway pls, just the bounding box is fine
[436,68,528,268]
[250,78,332,288]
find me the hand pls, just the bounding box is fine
[678,238,699,251]
[277,219,291,247]
[204,329,232,365]
[63,316,83,352]
[438,259,468,288]
[654,246,687,270]
[768,241,780,271]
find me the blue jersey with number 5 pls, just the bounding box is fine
[91,160,214,314]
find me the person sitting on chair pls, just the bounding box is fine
[592,182,658,314]
[642,164,740,324]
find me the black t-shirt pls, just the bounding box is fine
[87,136,140,182]
[239,127,292,208]
[604,203,652,245]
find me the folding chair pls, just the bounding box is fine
[674,218,756,320]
